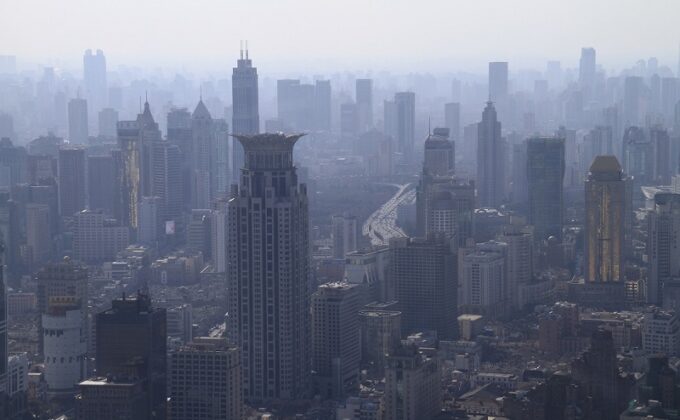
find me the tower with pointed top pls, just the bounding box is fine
[191,99,213,209]
[227,133,310,402]
[231,44,260,184]
[477,101,506,208]
[117,100,162,228]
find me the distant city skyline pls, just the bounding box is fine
[1,0,679,73]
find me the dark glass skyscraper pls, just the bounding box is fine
[231,47,260,183]
[96,293,167,419]
[527,137,565,242]
[227,133,310,402]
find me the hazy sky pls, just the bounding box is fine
[1,0,679,73]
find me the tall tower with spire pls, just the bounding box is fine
[227,133,310,402]
[231,42,260,184]
[476,101,506,208]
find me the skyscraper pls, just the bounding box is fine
[585,156,626,283]
[488,62,508,101]
[476,101,506,208]
[526,137,565,242]
[68,97,89,144]
[624,76,644,127]
[385,92,416,161]
[117,100,162,228]
[57,146,86,217]
[356,79,373,132]
[416,127,474,247]
[87,154,118,216]
[647,193,680,305]
[311,282,362,399]
[167,107,193,212]
[444,102,461,142]
[314,79,331,131]
[98,108,118,139]
[423,127,454,176]
[579,47,596,89]
[231,46,260,183]
[331,213,358,259]
[389,236,457,339]
[191,99,213,209]
[83,49,107,114]
[227,133,310,402]
[96,293,166,419]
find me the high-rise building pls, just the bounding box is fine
[526,137,565,242]
[383,345,441,420]
[579,48,597,90]
[423,127,454,176]
[311,282,362,399]
[444,102,461,142]
[36,258,88,317]
[167,107,193,211]
[416,174,475,247]
[231,47,260,183]
[25,203,51,266]
[340,103,359,137]
[168,337,242,420]
[477,101,506,208]
[117,101,162,228]
[624,76,644,127]
[359,305,401,376]
[585,156,626,283]
[58,146,86,217]
[137,196,162,246]
[331,213,358,259]
[68,97,89,144]
[460,241,507,316]
[571,329,624,417]
[73,209,130,262]
[389,236,457,339]
[191,100,214,209]
[356,79,373,132]
[83,49,107,114]
[647,193,680,305]
[98,108,118,139]
[650,127,672,184]
[87,154,118,216]
[96,293,166,419]
[227,133,310,402]
[42,296,86,394]
[499,221,533,310]
[314,79,331,131]
[385,92,416,161]
[488,62,508,101]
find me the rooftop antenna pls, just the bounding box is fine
[145,90,148,103]
[240,40,243,60]
[245,40,249,60]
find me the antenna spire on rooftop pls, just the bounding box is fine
[246,40,249,59]
[240,40,244,59]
